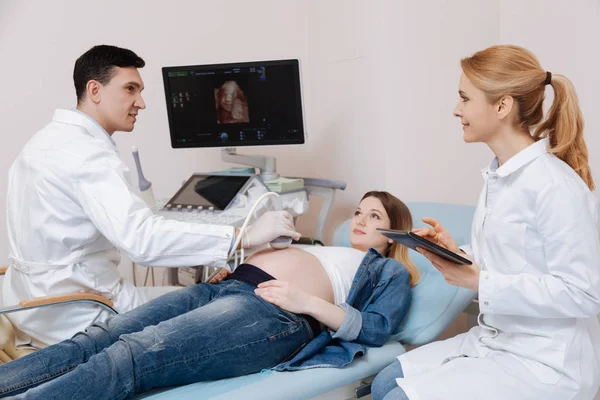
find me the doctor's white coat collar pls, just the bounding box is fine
[53,108,117,149]
[483,137,550,178]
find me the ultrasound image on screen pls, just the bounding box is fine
[214,81,250,124]
[163,60,304,148]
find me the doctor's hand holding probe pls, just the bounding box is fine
[372,44,600,400]
[2,44,300,350]
[209,191,299,284]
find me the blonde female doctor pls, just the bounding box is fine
[372,45,600,400]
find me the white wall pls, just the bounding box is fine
[300,0,600,239]
[301,0,504,235]
[0,0,598,270]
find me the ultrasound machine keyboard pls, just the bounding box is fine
[157,209,247,227]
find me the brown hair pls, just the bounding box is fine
[460,45,594,190]
[361,191,420,287]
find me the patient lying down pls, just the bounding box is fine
[214,191,420,309]
[0,191,418,399]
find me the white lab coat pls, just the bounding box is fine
[397,139,600,400]
[2,109,234,348]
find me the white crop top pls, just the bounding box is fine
[297,245,367,305]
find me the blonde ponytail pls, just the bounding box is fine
[533,75,594,190]
[461,45,594,190]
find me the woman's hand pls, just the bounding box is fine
[208,268,231,284]
[413,217,459,252]
[414,217,479,290]
[254,280,314,314]
[417,231,480,291]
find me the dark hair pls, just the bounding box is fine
[73,45,145,103]
[361,191,420,287]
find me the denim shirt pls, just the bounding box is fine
[273,248,411,371]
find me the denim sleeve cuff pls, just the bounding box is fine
[330,303,362,341]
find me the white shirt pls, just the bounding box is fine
[299,246,366,305]
[3,109,234,348]
[398,138,600,399]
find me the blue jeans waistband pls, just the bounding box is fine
[227,263,322,337]
[226,263,275,287]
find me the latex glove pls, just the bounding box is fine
[242,210,301,248]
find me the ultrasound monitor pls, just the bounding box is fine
[162,59,305,149]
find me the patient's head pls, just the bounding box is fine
[350,191,420,286]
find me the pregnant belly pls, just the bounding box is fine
[246,247,335,304]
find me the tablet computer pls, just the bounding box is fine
[377,229,472,265]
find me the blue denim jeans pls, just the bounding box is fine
[371,360,409,400]
[0,280,314,399]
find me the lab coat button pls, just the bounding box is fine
[484,301,489,306]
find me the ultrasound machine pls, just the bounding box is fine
[156,59,309,229]
[144,59,346,285]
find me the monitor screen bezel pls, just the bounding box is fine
[162,59,305,149]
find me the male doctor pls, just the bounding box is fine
[2,45,300,348]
